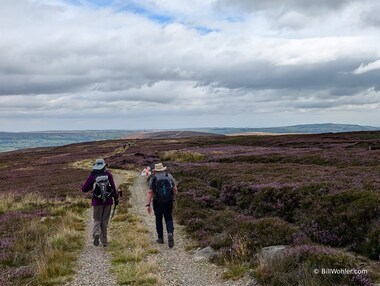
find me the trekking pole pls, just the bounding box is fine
[111,204,117,219]
[111,190,121,219]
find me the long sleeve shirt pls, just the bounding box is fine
[82,170,118,206]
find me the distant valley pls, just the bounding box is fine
[0,130,134,152]
[1,123,379,152]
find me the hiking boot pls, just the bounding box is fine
[93,235,100,246]
[103,243,108,247]
[168,233,174,248]
[156,238,164,244]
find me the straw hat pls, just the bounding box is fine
[154,163,167,172]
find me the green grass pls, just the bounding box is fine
[161,150,205,162]
[0,192,88,286]
[107,180,160,285]
[35,208,86,285]
[222,263,249,280]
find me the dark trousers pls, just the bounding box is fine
[153,201,174,239]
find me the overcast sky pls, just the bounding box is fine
[1,0,380,131]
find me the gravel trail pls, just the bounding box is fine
[68,169,256,286]
[129,173,255,286]
[65,208,117,286]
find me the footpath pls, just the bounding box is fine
[68,165,255,285]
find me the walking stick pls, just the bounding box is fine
[111,190,122,219]
[111,204,117,219]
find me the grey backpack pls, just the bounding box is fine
[93,173,113,202]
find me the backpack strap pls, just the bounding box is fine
[151,174,157,191]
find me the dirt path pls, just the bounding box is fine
[65,208,117,286]
[64,171,126,286]
[128,172,254,286]
[69,166,255,286]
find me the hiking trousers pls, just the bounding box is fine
[153,201,174,239]
[93,204,112,245]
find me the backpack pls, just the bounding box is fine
[152,173,174,203]
[93,172,114,203]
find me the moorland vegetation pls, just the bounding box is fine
[109,132,380,285]
[0,132,380,285]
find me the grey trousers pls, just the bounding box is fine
[93,204,112,245]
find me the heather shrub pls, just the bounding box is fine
[210,231,232,249]
[249,186,304,221]
[254,245,373,286]
[301,191,380,252]
[175,189,206,215]
[209,177,224,190]
[241,217,300,250]
[219,184,240,206]
[176,203,208,226]
[357,222,380,260]
[175,175,224,226]
[177,176,207,190]
[183,210,237,247]
[212,217,302,266]
[250,184,331,223]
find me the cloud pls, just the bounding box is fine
[0,0,380,131]
[358,1,380,28]
[353,60,380,75]
[215,0,359,15]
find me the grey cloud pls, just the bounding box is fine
[194,58,380,95]
[293,89,380,110]
[214,0,371,30]
[0,75,89,96]
[215,0,359,15]
[359,2,380,27]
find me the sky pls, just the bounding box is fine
[1,0,380,131]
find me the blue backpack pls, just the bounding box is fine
[152,173,174,203]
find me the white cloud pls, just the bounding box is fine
[353,60,380,74]
[0,0,380,131]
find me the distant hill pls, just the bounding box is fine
[2,123,379,152]
[124,130,224,139]
[191,123,380,135]
[0,130,223,152]
[0,130,135,152]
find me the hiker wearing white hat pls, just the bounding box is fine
[146,163,177,248]
[82,158,119,247]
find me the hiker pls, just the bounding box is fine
[146,163,177,248]
[82,158,119,247]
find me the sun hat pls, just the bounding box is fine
[93,158,106,170]
[154,163,167,172]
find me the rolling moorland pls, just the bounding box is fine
[1,123,379,152]
[1,131,380,285]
